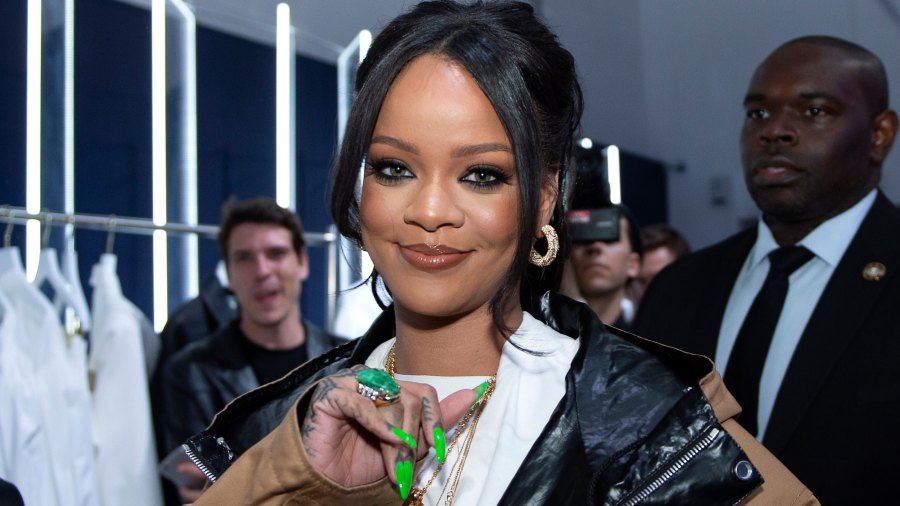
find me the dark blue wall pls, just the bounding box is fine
[0,0,338,328]
[0,0,27,249]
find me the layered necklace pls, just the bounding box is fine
[385,343,497,506]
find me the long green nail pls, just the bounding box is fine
[433,426,446,464]
[393,426,417,449]
[396,460,413,501]
[471,380,490,407]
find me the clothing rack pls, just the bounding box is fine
[0,206,336,245]
[1,205,342,331]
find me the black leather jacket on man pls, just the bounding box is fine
[185,293,765,505]
[161,319,343,453]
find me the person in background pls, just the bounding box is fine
[626,223,691,307]
[635,36,900,503]
[182,2,814,504]
[151,262,236,506]
[158,197,342,502]
[564,204,643,331]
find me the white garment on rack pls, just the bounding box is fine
[89,253,163,506]
[0,247,100,506]
[62,246,93,333]
[34,248,92,334]
[0,287,52,506]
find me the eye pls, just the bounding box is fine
[805,106,825,117]
[368,158,414,183]
[745,108,769,120]
[460,166,512,190]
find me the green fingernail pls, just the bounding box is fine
[433,427,446,464]
[472,380,490,406]
[396,460,413,501]
[393,426,417,449]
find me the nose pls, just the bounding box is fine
[759,113,797,146]
[402,180,465,232]
[253,254,274,278]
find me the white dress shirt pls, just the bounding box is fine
[89,254,163,506]
[716,190,876,438]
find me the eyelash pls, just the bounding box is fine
[366,158,513,190]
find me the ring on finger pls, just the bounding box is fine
[356,368,401,407]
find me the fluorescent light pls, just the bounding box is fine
[26,0,41,280]
[152,0,168,330]
[152,230,168,331]
[605,144,621,205]
[65,0,74,216]
[275,2,295,209]
[172,0,199,297]
[358,29,372,62]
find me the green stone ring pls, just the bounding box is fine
[356,368,401,406]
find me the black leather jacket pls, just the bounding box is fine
[161,319,344,453]
[186,293,763,505]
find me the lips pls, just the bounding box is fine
[400,243,470,270]
[253,288,280,304]
[750,157,804,186]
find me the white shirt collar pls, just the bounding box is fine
[749,189,877,269]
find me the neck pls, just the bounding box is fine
[392,302,518,376]
[584,289,624,325]
[240,310,306,350]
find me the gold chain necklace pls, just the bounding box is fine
[385,343,497,506]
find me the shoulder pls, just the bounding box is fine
[304,319,346,347]
[163,325,239,377]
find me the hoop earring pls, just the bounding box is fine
[529,224,559,267]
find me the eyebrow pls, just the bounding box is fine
[371,135,419,154]
[370,135,512,158]
[743,91,840,105]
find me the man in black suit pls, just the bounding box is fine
[635,36,900,504]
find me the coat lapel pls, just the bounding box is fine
[690,230,757,359]
[763,193,900,454]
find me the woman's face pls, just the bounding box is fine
[360,53,532,320]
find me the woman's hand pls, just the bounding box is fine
[300,365,476,500]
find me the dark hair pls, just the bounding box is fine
[775,35,889,114]
[218,197,306,264]
[618,205,644,258]
[329,0,583,332]
[640,223,691,258]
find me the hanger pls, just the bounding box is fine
[62,215,92,333]
[0,207,25,275]
[106,215,116,255]
[33,213,91,329]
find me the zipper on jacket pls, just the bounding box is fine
[183,443,220,483]
[616,427,721,506]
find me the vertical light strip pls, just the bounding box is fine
[335,30,375,286]
[64,0,74,215]
[64,0,75,249]
[25,0,42,280]
[358,30,372,63]
[152,0,169,331]
[172,0,198,297]
[275,3,295,209]
[605,144,622,205]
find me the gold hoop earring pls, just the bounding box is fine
[529,224,558,267]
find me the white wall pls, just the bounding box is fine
[546,0,900,248]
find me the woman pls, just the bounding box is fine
[185,1,817,504]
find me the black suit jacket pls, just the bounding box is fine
[635,191,900,504]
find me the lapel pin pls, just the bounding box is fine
[862,262,886,281]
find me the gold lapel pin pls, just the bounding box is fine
[862,262,886,281]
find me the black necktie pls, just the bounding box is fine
[724,245,814,437]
